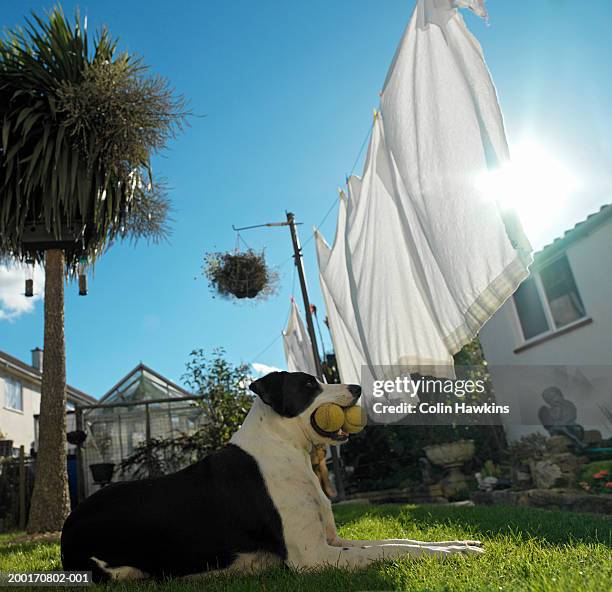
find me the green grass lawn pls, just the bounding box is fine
[1,503,610,591]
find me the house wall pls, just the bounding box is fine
[479,219,612,441]
[0,373,40,452]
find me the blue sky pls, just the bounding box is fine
[1,0,611,398]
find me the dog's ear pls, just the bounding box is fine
[249,372,287,412]
[250,371,322,417]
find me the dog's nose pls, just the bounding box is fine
[348,384,361,400]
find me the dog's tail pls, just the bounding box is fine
[88,557,114,583]
[88,557,149,582]
[61,535,108,582]
[61,550,111,584]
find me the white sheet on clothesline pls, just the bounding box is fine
[282,299,318,376]
[315,190,366,385]
[317,0,532,381]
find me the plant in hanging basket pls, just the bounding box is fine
[203,249,278,300]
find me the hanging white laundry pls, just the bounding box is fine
[319,167,431,422]
[418,0,487,29]
[317,0,531,382]
[315,191,366,385]
[318,127,455,380]
[380,0,532,354]
[345,117,455,376]
[283,299,318,375]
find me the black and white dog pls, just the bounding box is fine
[61,372,482,581]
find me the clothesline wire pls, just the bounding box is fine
[271,116,373,269]
[234,231,253,252]
[250,117,375,367]
[300,199,338,250]
[247,333,283,368]
[348,117,375,179]
[299,118,375,252]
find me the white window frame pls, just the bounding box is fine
[3,377,24,413]
[512,253,588,346]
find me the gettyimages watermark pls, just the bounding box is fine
[361,365,612,429]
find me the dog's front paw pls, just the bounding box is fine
[450,544,485,555]
[457,539,483,547]
[425,544,484,558]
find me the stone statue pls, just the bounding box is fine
[538,386,585,448]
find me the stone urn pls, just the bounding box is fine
[424,439,475,497]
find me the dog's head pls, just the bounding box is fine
[249,371,361,445]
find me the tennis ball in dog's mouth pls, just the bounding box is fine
[313,403,345,433]
[342,405,367,434]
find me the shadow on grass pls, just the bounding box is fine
[0,540,58,558]
[164,565,403,592]
[334,502,612,547]
[11,564,405,592]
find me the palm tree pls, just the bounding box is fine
[0,8,187,532]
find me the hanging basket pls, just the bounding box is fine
[203,249,278,301]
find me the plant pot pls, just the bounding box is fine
[89,462,115,484]
[0,440,14,457]
[424,440,475,466]
[424,440,475,498]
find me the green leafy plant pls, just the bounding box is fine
[507,433,548,464]
[579,460,612,495]
[342,339,506,493]
[89,423,113,463]
[482,459,502,478]
[120,434,204,479]
[182,348,253,450]
[0,6,187,533]
[121,349,253,478]
[0,7,187,267]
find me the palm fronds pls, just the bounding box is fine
[0,6,187,267]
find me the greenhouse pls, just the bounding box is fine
[78,364,206,498]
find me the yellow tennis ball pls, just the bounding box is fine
[313,403,345,433]
[342,405,367,433]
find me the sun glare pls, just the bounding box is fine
[477,139,579,241]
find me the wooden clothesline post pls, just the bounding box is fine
[286,212,346,501]
[232,212,347,500]
[19,445,26,530]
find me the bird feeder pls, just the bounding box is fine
[78,258,88,296]
[25,259,35,298]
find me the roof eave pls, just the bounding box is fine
[0,349,96,404]
[533,204,612,269]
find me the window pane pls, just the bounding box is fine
[540,255,585,328]
[5,379,23,411]
[513,277,550,340]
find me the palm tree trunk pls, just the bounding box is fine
[27,249,70,533]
